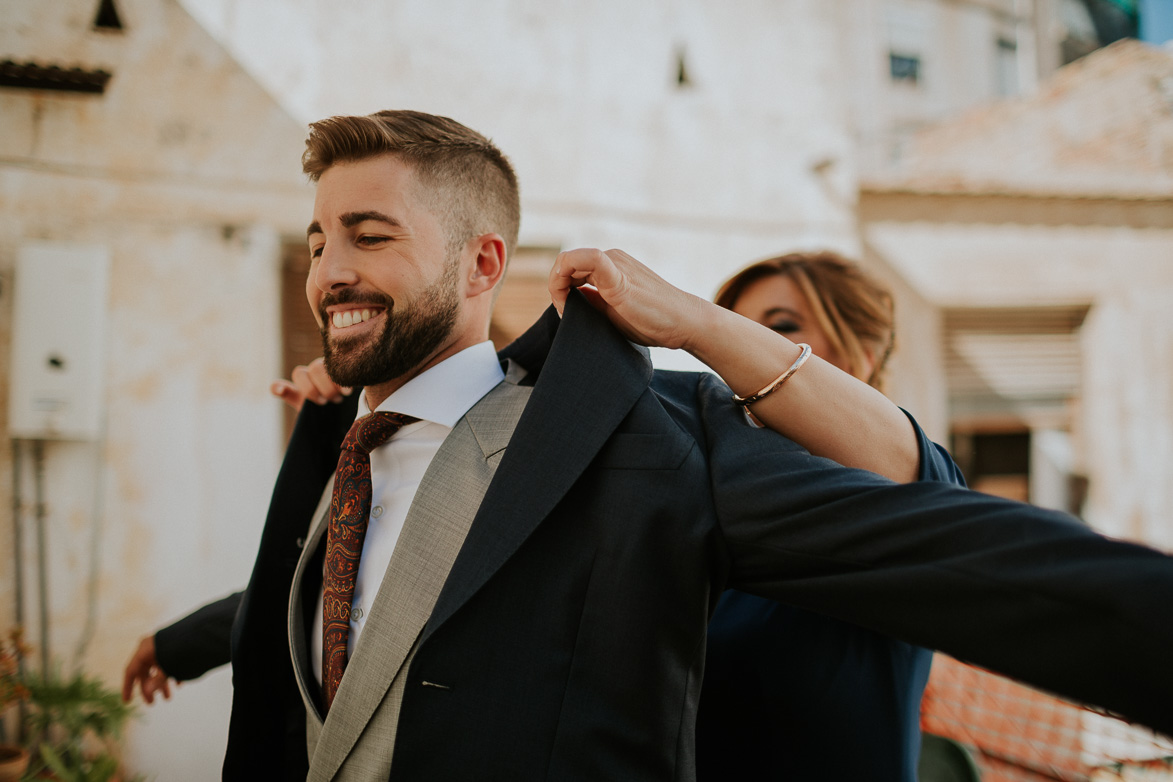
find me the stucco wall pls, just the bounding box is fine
[862,190,1173,549]
[1,0,312,777]
[179,0,864,299]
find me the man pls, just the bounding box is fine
[227,109,1173,781]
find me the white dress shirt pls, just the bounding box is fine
[311,341,505,685]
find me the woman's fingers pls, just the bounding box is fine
[271,358,350,410]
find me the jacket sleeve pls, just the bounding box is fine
[906,409,968,487]
[154,591,242,681]
[697,373,1173,736]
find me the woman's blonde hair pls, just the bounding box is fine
[714,251,895,391]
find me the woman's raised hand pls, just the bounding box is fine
[271,356,350,411]
[549,248,712,351]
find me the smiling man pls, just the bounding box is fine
[304,117,513,405]
[225,110,1173,782]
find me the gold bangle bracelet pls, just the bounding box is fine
[731,343,812,406]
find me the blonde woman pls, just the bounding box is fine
[696,252,963,782]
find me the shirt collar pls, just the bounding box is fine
[355,341,505,428]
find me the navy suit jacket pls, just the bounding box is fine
[697,432,964,782]
[226,291,1173,780]
[160,433,953,782]
[153,592,239,682]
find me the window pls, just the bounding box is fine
[996,38,1019,97]
[944,305,1090,514]
[950,429,1031,501]
[885,6,928,87]
[889,52,920,85]
[93,0,124,31]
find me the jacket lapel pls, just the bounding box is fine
[308,369,533,781]
[288,475,335,723]
[423,290,653,642]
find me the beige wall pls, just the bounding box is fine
[179,0,864,304]
[1,0,312,777]
[862,189,1173,549]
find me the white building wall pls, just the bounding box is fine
[178,0,864,307]
[864,208,1173,548]
[1,1,312,778]
[1082,290,1173,549]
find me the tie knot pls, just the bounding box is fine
[343,411,419,455]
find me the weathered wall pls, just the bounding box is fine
[179,0,864,304]
[1081,289,1173,548]
[1,0,312,778]
[862,190,1173,548]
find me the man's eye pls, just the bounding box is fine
[769,320,801,335]
[309,246,323,259]
[357,236,387,246]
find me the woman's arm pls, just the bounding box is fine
[549,248,919,483]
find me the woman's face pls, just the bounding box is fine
[731,274,874,381]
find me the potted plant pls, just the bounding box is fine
[21,665,135,782]
[0,628,136,782]
[0,629,31,782]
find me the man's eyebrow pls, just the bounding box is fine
[340,211,404,230]
[306,211,405,241]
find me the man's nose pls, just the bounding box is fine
[312,244,360,292]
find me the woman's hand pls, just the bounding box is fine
[549,248,713,352]
[271,357,350,411]
[122,635,173,705]
[551,247,919,482]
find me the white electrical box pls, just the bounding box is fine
[7,242,111,440]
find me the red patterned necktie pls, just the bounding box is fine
[322,410,418,712]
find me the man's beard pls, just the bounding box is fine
[319,262,461,388]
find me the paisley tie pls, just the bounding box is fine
[322,410,418,712]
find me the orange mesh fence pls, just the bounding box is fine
[922,655,1173,781]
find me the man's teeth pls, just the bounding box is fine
[332,309,376,329]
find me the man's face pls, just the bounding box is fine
[306,154,463,388]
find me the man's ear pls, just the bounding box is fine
[466,233,507,298]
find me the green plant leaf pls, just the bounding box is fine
[39,741,78,781]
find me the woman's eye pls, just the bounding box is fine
[769,321,801,335]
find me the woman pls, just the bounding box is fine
[695,251,964,781]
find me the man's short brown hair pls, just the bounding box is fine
[302,110,520,257]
